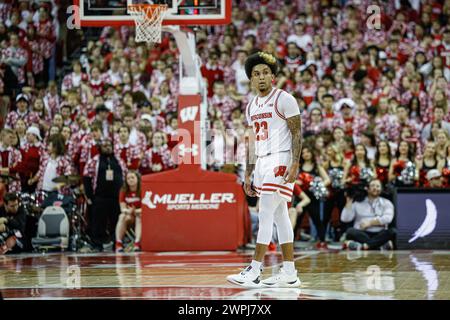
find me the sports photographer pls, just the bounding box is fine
[0,193,26,254]
[341,179,396,250]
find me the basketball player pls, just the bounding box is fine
[227,52,302,288]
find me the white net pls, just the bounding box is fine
[128,4,168,44]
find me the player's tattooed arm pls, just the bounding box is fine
[284,114,302,183]
[244,125,257,197]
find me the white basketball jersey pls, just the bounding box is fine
[246,88,301,157]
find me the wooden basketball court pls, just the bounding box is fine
[1,250,449,300]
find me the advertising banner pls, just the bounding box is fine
[395,189,450,249]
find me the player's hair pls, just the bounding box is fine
[244,51,278,79]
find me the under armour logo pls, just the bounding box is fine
[180,106,198,123]
[142,191,156,209]
[274,166,287,177]
[179,143,199,156]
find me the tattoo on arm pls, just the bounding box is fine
[286,115,302,164]
[245,125,256,178]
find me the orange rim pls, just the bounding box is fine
[127,4,168,17]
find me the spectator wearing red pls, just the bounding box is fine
[335,98,359,138]
[153,80,176,114]
[121,111,147,158]
[201,51,224,98]
[164,114,179,150]
[304,105,325,135]
[115,170,142,253]
[43,81,61,119]
[295,69,317,106]
[79,123,103,177]
[60,104,77,130]
[389,140,418,186]
[284,42,304,72]
[61,61,87,95]
[422,105,450,142]
[0,128,22,193]
[5,94,39,129]
[13,126,43,193]
[343,144,375,187]
[208,81,237,127]
[297,145,330,249]
[416,141,444,187]
[12,119,26,148]
[89,104,113,138]
[23,24,44,87]
[102,57,122,87]
[427,169,444,188]
[29,134,72,192]
[1,32,28,85]
[401,74,429,122]
[321,94,344,132]
[68,115,90,172]
[231,49,250,95]
[288,183,311,239]
[387,104,420,143]
[114,126,140,171]
[373,140,392,187]
[287,20,313,53]
[140,131,173,175]
[89,66,105,97]
[435,28,450,80]
[35,5,56,82]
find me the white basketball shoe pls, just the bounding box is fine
[261,268,301,288]
[227,265,262,288]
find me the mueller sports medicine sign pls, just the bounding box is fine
[142,191,236,211]
[141,166,248,251]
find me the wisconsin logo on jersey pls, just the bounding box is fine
[180,106,198,123]
[274,166,287,177]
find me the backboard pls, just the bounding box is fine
[74,0,231,27]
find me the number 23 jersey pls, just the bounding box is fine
[246,88,301,157]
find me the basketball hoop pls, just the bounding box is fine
[127,4,168,44]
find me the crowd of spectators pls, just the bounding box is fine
[1,0,450,251]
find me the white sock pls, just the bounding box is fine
[283,261,296,275]
[250,260,262,274]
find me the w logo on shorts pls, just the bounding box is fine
[274,166,287,177]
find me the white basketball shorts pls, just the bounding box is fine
[253,151,294,202]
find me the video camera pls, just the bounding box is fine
[344,182,368,203]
